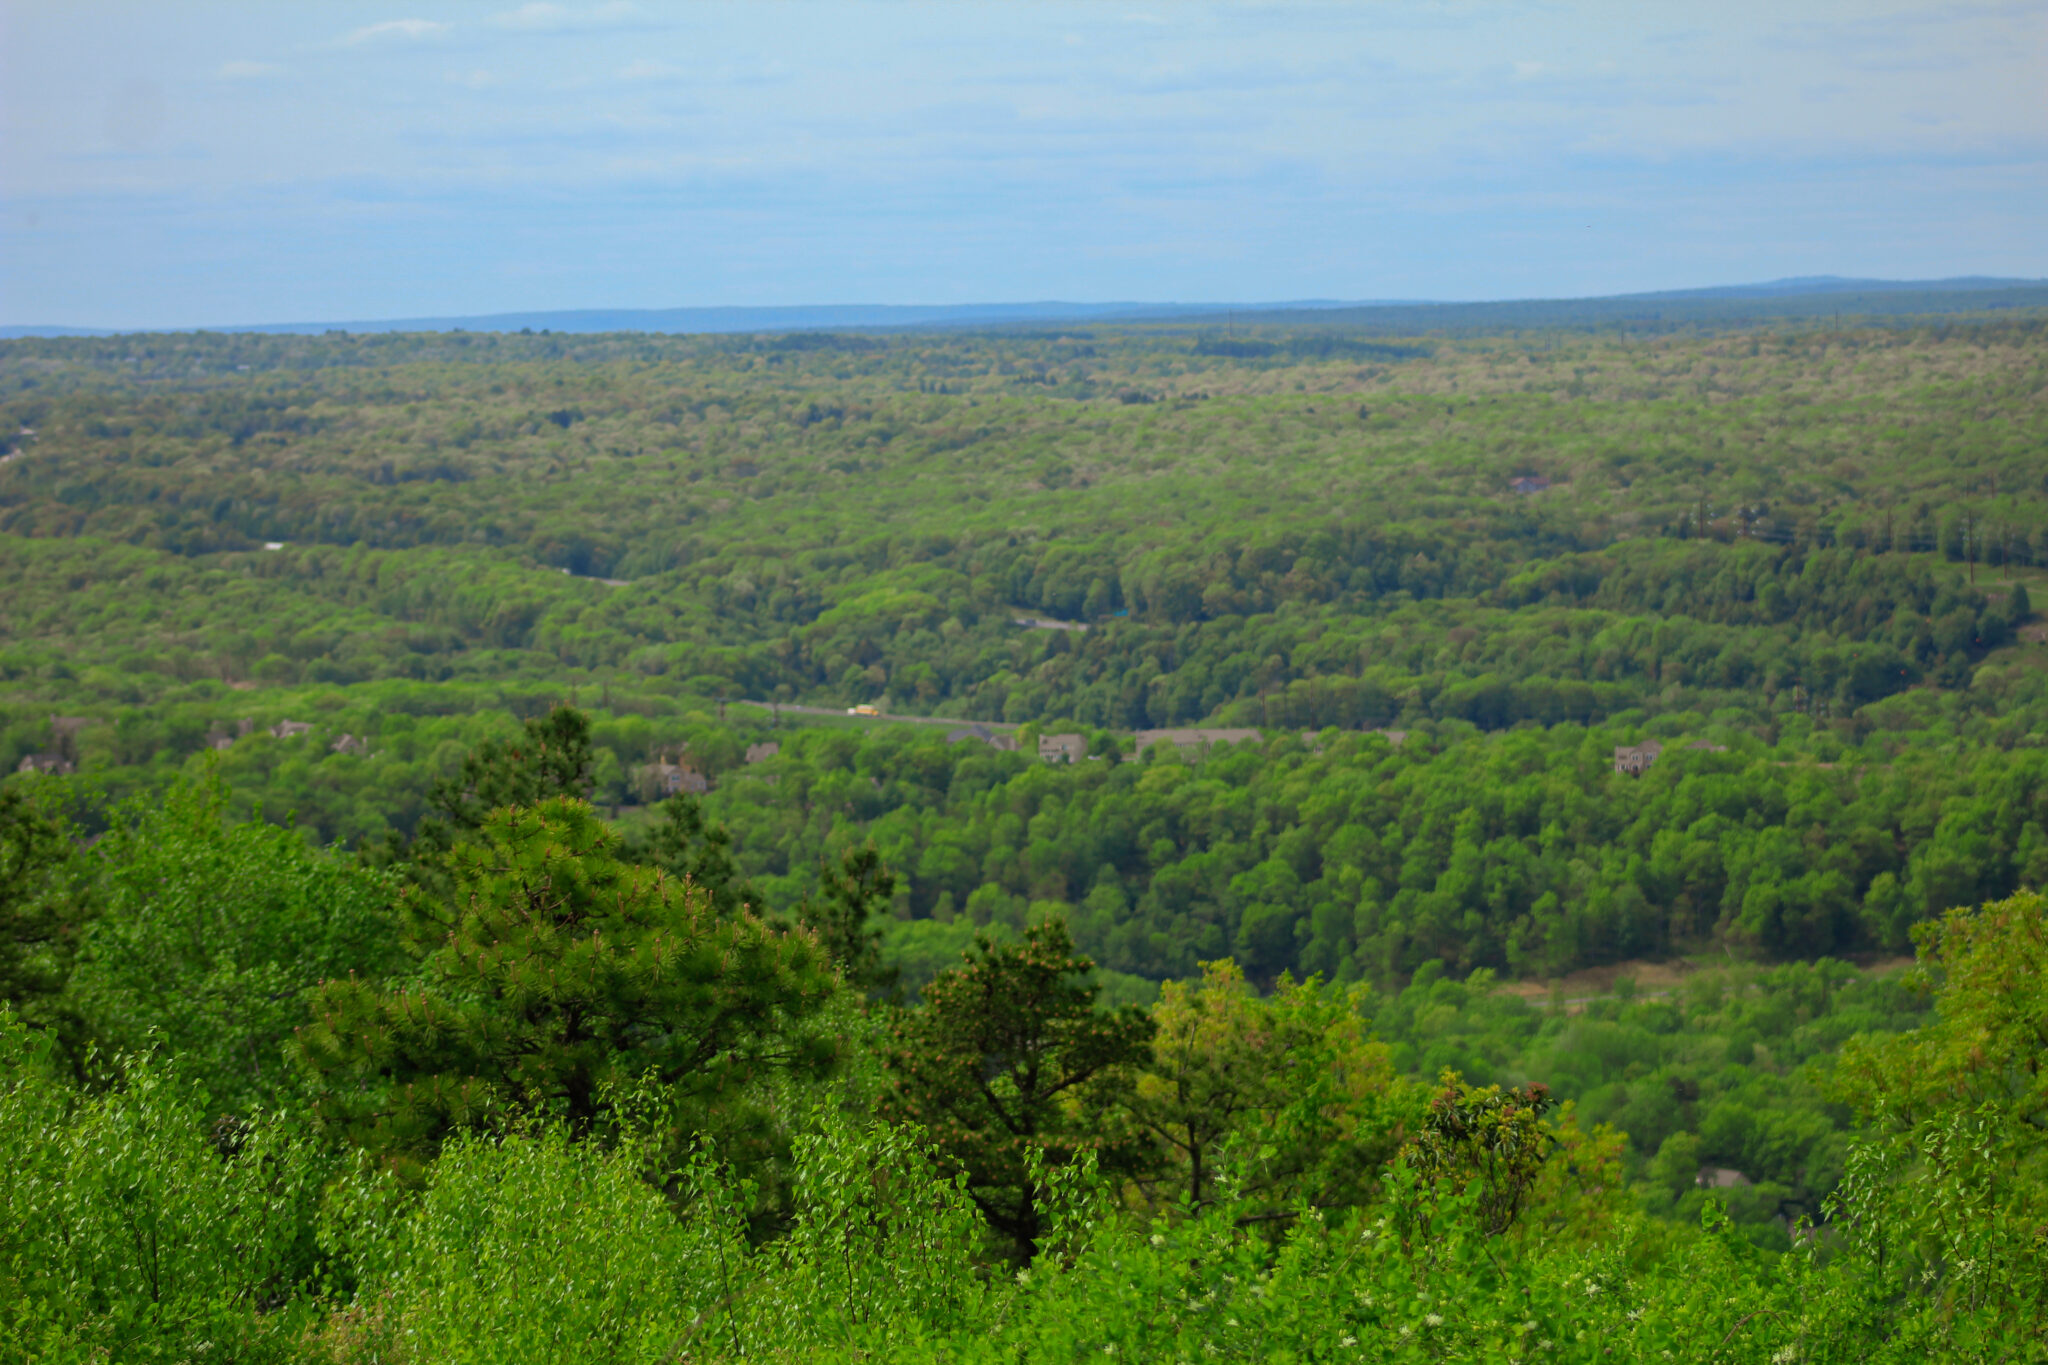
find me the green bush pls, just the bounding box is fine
[0,1016,326,1362]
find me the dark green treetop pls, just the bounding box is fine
[399,704,595,865]
[297,796,839,1175]
[0,786,84,1046]
[800,844,898,999]
[880,917,1153,1259]
[633,790,762,919]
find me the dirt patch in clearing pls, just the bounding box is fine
[1494,954,1916,1009]
[1495,958,1704,1004]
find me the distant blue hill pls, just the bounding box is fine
[1621,274,2037,300]
[0,299,1386,340]
[1182,277,2048,334]
[230,300,1373,335]
[4,276,2042,339]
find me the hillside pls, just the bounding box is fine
[1,316,2044,992]
[5,313,2048,1356]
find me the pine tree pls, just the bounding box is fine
[0,787,84,1046]
[297,797,838,1174]
[799,845,897,998]
[384,703,595,872]
[635,791,761,919]
[880,918,1152,1260]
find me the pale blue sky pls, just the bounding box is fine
[2,1,2043,328]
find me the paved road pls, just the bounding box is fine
[733,701,1018,731]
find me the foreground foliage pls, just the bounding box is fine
[4,890,2043,1361]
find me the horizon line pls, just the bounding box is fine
[6,274,2045,339]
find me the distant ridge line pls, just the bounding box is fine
[4,276,2043,340]
[0,300,1389,341]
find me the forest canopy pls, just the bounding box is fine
[2,313,2045,1356]
[4,318,2043,987]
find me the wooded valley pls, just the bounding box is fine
[2,315,2044,1359]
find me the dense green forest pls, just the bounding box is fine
[2,315,2045,1357]
[4,318,2044,983]
[2,755,2043,1359]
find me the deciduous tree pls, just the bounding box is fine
[1121,959,1411,1217]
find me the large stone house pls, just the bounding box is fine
[1613,740,1664,775]
[1038,733,1088,764]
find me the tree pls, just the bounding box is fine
[297,797,838,1174]
[879,918,1152,1259]
[799,845,897,998]
[71,773,396,1115]
[0,786,84,1044]
[397,704,594,869]
[1830,890,2048,1329]
[634,791,761,919]
[0,1015,326,1362]
[1836,890,2048,1122]
[1405,1071,1559,1237]
[1121,960,1410,1217]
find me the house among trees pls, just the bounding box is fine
[745,741,780,764]
[331,733,369,756]
[643,760,709,796]
[34,715,94,765]
[947,724,1018,751]
[271,720,314,739]
[16,753,73,775]
[1613,739,1664,775]
[1510,475,1551,494]
[1037,733,1088,764]
[205,719,258,751]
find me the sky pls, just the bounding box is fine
[1,1,2044,329]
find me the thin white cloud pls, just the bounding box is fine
[8,0,2045,328]
[492,2,639,32]
[619,58,682,83]
[216,60,285,80]
[342,19,453,46]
